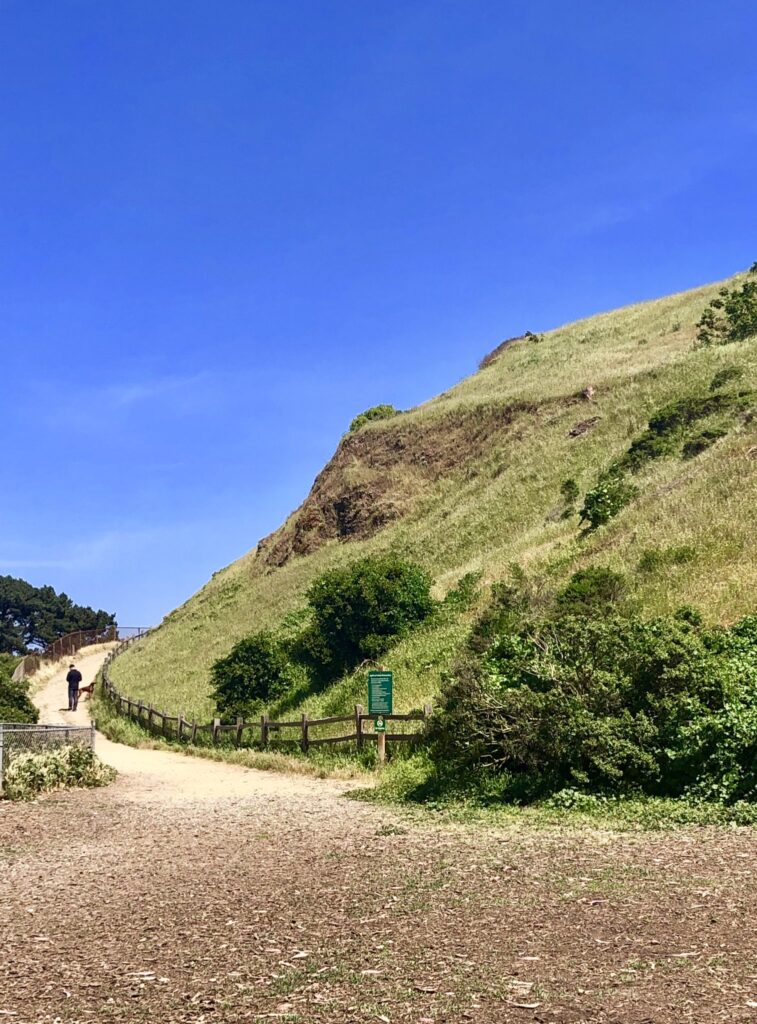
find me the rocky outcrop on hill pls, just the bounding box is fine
[256,402,537,567]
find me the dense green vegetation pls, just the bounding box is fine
[293,555,435,683]
[696,267,757,345]
[425,569,757,806]
[210,555,435,716]
[3,745,116,801]
[0,653,37,723]
[0,575,115,655]
[210,631,294,718]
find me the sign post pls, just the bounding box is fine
[368,671,393,764]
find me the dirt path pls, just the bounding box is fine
[1,652,756,1023]
[34,648,333,802]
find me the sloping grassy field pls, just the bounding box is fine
[111,269,757,719]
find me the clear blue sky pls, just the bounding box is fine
[2,0,756,624]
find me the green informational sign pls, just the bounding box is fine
[368,670,393,715]
[374,716,386,733]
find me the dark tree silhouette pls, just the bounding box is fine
[0,575,115,655]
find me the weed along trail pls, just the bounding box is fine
[0,647,754,1023]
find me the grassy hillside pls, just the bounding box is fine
[112,269,757,720]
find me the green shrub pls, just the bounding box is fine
[440,571,482,613]
[294,555,435,681]
[619,393,751,473]
[559,478,580,517]
[560,478,580,504]
[0,654,37,723]
[428,609,757,804]
[556,567,626,616]
[349,405,400,433]
[647,394,734,434]
[467,569,551,655]
[579,471,638,529]
[4,744,116,801]
[578,386,754,532]
[210,631,294,718]
[682,427,728,459]
[696,278,757,345]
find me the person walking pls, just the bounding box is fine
[66,664,83,711]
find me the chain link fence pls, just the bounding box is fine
[0,723,95,793]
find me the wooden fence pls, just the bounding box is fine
[99,639,431,753]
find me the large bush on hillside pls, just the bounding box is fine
[210,631,293,718]
[697,278,757,346]
[295,555,435,681]
[0,653,37,723]
[429,578,757,804]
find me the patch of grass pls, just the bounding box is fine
[355,753,757,831]
[637,545,697,574]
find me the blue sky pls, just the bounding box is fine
[2,0,756,624]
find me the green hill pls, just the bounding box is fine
[111,268,757,720]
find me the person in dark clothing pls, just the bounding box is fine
[66,664,83,711]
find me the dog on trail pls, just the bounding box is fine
[77,681,95,700]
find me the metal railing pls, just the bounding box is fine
[0,723,96,792]
[12,626,151,682]
[42,625,149,661]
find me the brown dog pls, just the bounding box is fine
[77,681,95,700]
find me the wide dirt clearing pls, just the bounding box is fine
[1,654,756,1023]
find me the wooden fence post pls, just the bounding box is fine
[423,702,433,719]
[148,705,154,732]
[355,704,364,750]
[301,713,309,753]
[212,718,220,744]
[191,720,198,744]
[261,713,269,748]
[177,714,184,742]
[236,716,244,746]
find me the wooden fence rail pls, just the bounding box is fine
[99,638,431,754]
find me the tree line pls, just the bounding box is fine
[0,575,115,655]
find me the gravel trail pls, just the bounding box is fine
[1,651,755,1023]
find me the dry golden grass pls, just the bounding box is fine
[111,269,757,719]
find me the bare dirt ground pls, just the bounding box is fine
[1,652,756,1023]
